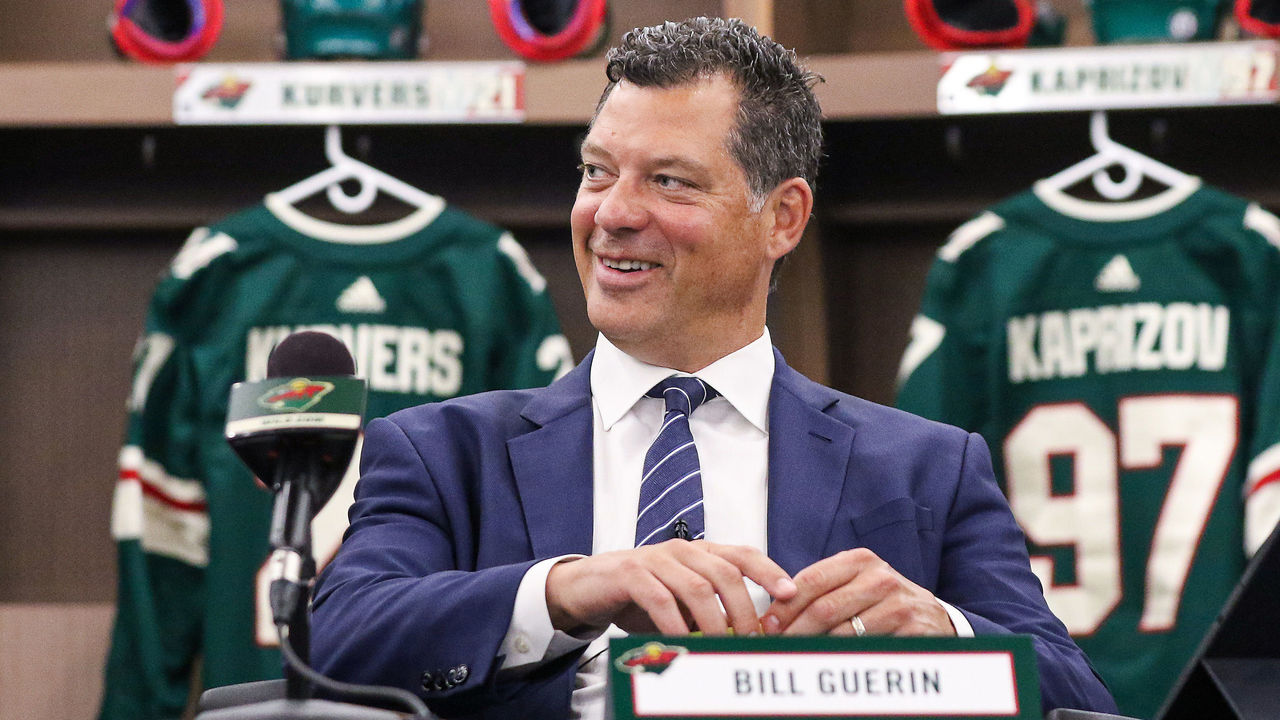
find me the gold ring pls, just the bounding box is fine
[851,615,866,636]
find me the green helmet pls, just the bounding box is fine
[280,0,423,60]
[1088,0,1226,43]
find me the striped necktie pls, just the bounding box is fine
[635,376,719,546]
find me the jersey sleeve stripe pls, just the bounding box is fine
[118,445,208,506]
[118,470,210,513]
[1246,443,1280,495]
[497,233,548,293]
[1244,203,1280,249]
[937,211,1003,262]
[897,314,946,387]
[1248,468,1280,495]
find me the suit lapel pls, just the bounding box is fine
[766,352,855,576]
[508,353,596,559]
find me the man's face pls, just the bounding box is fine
[572,76,784,371]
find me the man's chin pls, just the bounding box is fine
[589,313,654,351]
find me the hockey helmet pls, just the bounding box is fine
[489,0,609,62]
[905,0,1036,50]
[1236,0,1280,36]
[109,0,224,63]
[1089,0,1226,43]
[281,0,423,60]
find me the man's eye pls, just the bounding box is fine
[655,174,689,190]
[578,163,603,179]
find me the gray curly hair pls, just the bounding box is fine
[594,16,824,202]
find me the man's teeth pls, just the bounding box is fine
[603,258,657,272]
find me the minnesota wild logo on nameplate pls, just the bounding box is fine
[607,635,1040,720]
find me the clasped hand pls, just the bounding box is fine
[545,542,955,637]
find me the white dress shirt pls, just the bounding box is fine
[497,330,971,719]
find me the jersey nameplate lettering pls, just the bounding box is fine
[1008,302,1229,383]
[247,324,463,396]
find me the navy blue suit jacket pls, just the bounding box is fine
[312,350,1116,718]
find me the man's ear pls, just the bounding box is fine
[765,177,814,261]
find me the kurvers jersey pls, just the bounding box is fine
[99,194,575,720]
[896,183,1280,718]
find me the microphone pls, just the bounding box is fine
[225,331,367,629]
[213,333,432,718]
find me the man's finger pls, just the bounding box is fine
[778,574,879,635]
[669,541,766,635]
[763,548,880,631]
[646,548,734,635]
[701,541,797,601]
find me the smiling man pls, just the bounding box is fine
[311,17,1116,720]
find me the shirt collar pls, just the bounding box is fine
[590,330,774,433]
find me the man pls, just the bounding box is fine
[311,17,1116,719]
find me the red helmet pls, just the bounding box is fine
[110,0,224,63]
[489,0,608,62]
[905,0,1035,50]
[1237,0,1280,37]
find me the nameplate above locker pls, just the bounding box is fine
[939,40,1279,115]
[173,61,525,125]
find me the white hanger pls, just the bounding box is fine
[272,125,439,214]
[1039,111,1198,201]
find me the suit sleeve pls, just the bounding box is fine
[940,432,1118,714]
[311,416,578,716]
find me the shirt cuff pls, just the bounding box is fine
[500,555,598,670]
[937,599,974,637]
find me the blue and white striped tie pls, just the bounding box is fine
[635,376,719,546]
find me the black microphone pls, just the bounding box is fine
[213,335,431,718]
[225,331,367,639]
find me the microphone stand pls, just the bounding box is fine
[196,445,433,720]
[268,449,319,701]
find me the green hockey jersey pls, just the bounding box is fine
[896,182,1280,719]
[99,194,575,720]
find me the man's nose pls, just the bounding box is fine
[593,178,648,233]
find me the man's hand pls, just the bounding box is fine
[546,540,797,637]
[761,548,955,637]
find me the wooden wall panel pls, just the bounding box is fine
[0,236,177,602]
[0,603,115,720]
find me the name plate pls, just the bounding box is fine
[608,635,1040,719]
[174,61,525,125]
[938,40,1279,114]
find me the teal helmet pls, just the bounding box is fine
[280,0,423,60]
[1088,0,1227,43]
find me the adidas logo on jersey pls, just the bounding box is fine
[1095,254,1141,292]
[337,276,387,314]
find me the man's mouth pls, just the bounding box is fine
[601,257,658,273]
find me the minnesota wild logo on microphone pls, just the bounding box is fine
[257,378,335,413]
[225,374,366,442]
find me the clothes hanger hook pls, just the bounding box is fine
[1092,160,1145,200]
[1086,110,1142,199]
[322,125,379,213]
[1088,110,1112,153]
[324,125,355,166]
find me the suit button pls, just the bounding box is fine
[449,664,470,686]
[420,671,435,691]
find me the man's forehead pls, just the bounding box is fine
[579,79,738,157]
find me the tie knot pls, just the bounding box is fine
[647,376,718,417]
